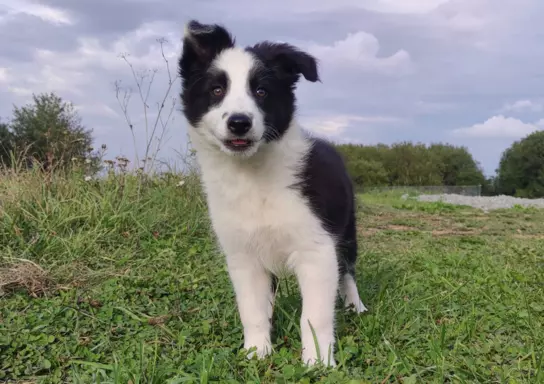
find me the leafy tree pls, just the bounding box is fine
[428,143,486,186]
[347,158,389,188]
[497,130,544,198]
[383,142,441,186]
[0,121,14,166]
[336,143,390,187]
[335,140,486,190]
[9,92,95,170]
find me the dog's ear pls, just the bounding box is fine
[179,20,235,79]
[250,41,320,83]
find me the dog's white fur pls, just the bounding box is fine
[190,122,341,364]
[185,38,366,367]
[194,48,266,158]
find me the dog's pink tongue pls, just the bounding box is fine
[231,139,248,145]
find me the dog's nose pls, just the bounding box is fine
[227,113,252,136]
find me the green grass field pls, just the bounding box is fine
[1,171,543,383]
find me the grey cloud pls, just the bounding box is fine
[39,0,164,36]
[1,0,543,175]
[0,15,79,61]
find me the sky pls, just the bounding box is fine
[1,0,543,176]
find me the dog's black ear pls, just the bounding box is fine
[250,41,320,83]
[179,20,235,79]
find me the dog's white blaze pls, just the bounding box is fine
[197,48,265,155]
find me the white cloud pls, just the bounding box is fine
[198,0,451,19]
[363,0,450,14]
[307,31,413,76]
[432,0,496,31]
[431,1,490,33]
[501,99,544,113]
[33,20,181,73]
[0,0,74,25]
[74,103,120,119]
[429,0,540,51]
[3,20,181,101]
[301,114,401,138]
[0,67,7,83]
[7,86,33,97]
[444,13,487,32]
[452,115,544,139]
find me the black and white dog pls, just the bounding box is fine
[178,20,367,367]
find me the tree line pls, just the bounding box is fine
[1,91,543,198]
[334,142,486,190]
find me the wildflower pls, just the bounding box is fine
[85,159,91,164]
[84,176,92,182]
[177,180,185,187]
[116,156,130,167]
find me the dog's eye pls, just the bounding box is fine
[212,87,224,97]
[255,87,267,97]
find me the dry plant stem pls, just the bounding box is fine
[114,38,180,174]
[115,83,139,168]
[173,133,198,173]
[147,39,180,171]
[121,54,156,168]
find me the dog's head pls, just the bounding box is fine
[178,20,319,157]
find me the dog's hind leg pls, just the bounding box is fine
[338,210,368,313]
[339,272,367,313]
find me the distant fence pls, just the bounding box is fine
[359,185,482,197]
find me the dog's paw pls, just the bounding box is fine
[302,352,337,368]
[244,340,271,360]
[345,299,368,314]
[302,342,337,368]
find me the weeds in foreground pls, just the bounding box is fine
[1,171,543,383]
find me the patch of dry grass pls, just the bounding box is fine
[0,258,51,297]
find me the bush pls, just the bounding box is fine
[335,141,485,190]
[496,130,544,198]
[7,92,97,171]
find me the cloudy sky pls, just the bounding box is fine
[1,0,543,175]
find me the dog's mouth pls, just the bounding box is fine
[223,139,254,151]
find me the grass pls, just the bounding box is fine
[1,172,543,383]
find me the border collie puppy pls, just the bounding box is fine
[178,20,367,367]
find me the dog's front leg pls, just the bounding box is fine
[293,248,339,367]
[226,254,272,359]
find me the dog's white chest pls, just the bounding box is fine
[204,174,320,274]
